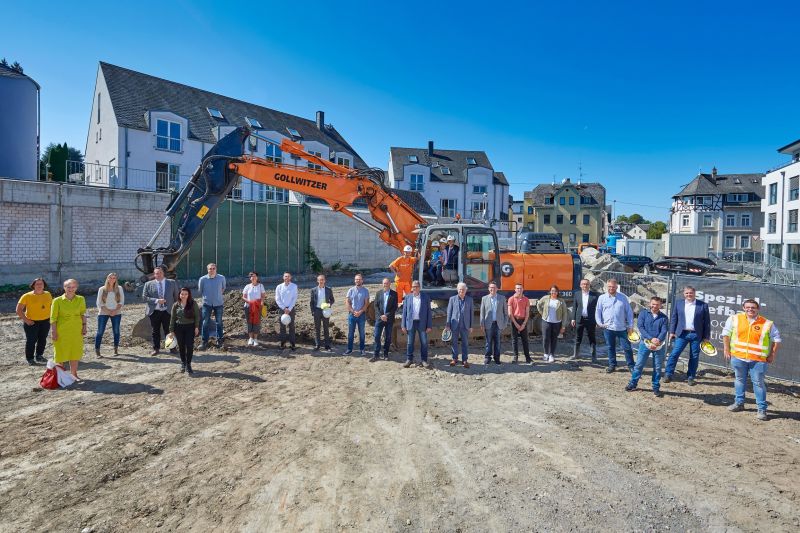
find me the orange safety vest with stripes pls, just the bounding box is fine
[729,313,773,362]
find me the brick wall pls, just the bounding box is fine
[71,207,169,265]
[0,202,49,264]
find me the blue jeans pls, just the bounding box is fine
[484,322,501,362]
[428,263,442,282]
[731,357,768,411]
[603,329,634,369]
[450,325,469,362]
[347,313,366,351]
[405,320,429,362]
[374,318,394,356]
[95,314,122,348]
[666,331,701,379]
[629,341,666,391]
[201,304,224,342]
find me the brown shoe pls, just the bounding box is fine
[95,348,102,358]
[402,361,413,368]
[113,346,119,356]
[463,361,470,368]
[449,360,457,367]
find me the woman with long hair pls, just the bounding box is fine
[242,271,265,347]
[16,278,53,365]
[95,272,124,356]
[536,285,569,363]
[51,279,87,379]
[170,287,200,374]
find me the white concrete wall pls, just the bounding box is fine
[308,205,399,269]
[0,72,38,180]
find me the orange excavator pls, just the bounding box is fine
[136,128,580,305]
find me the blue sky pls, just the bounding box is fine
[5,0,799,221]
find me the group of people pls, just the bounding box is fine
[16,266,782,419]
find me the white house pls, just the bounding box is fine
[669,168,765,256]
[760,138,800,266]
[83,62,366,201]
[386,142,509,225]
[626,223,650,240]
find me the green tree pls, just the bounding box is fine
[646,221,668,239]
[628,213,645,225]
[40,142,83,181]
[615,214,629,224]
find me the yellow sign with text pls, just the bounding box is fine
[197,205,209,219]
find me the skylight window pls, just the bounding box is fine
[246,117,262,128]
[441,166,452,175]
[286,127,302,138]
[408,155,419,163]
[466,157,477,165]
[207,107,224,119]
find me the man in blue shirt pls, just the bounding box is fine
[345,273,370,355]
[595,278,634,373]
[198,263,226,350]
[626,297,669,396]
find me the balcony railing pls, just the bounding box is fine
[66,160,191,192]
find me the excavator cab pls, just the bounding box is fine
[418,224,500,298]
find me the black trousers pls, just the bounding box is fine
[312,308,331,348]
[23,319,50,360]
[574,316,597,356]
[149,310,171,350]
[542,320,561,355]
[280,309,296,346]
[510,321,530,359]
[174,323,195,365]
[374,318,394,356]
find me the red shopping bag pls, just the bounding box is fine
[39,367,59,390]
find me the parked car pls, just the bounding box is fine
[615,255,654,272]
[652,258,711,275]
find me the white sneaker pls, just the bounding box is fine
[542,354,549,361]
[548,354,555,363]
[252,340,259,347]
[247,338,254,346]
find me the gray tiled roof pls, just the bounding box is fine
[390,147,508,185]
[99,62,367,168]
[524,182,606,206]
[0,63,39,88]
[672,173,764,198]
[304,187,436,217]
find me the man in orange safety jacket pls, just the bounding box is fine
[390,245,417,302]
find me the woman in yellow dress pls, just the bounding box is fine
[51,279,87,379]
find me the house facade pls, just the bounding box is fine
[668,168,765,255]
[523,179,607,251]
[760,138,800,266]
[510,198,524,229]
[386,142,509,226]
[626,224,650,240]
[83,62,366,202]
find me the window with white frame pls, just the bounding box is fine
[228,176,243,200]
[559,197,566,205]
[707,234,713,249]
[337,156,351,167]
[473,185,487,194]
[410,173,424,191]
[266,143,282,163]
[769,183,778,205]
[725,214,735,226]
[582,233,590,243]
[155,162,180,191]
[307,151,322,171]
[790,176,799,201]
[724,234,736,248]
[569,196,575,205]
[440,199,457,218]
[768,213,777,233]
[789,209,799,233]
[740,235,751,249]
[156,119,181,152]
[264,185,287,203]
[702,214,713,227]
[727,193,748,203]
[740,213,751,227]
[681,214,689,227]
[583,214,590,225]
[471,201,487,219]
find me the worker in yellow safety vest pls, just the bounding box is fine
[721,298,781,421]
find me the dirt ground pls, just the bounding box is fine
[1,277,799,532]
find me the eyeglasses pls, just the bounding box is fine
[743,306,758,310]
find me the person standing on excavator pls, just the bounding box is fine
[390,245,418,302]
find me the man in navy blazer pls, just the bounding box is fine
[665,286,711,385]
[446,282,474,367]
[401,280,433,368]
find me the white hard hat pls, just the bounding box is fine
[439,238,447,244]
[280,314,292,326]
[447,235,455,241]
[164,333,178,350]
[403,245,413,252]
[322,308,333,318]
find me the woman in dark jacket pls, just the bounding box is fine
[170,287,201,374]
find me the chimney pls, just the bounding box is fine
[428,141,434,157]
[711,166,718,183]
[316,110,325,131]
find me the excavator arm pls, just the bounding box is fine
[136,127,427,279]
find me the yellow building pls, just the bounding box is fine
[523,179,607,251]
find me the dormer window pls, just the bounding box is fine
[441,166,452,175]
[466,157,477,165]
[156,119,181,152]
[408,155,418,163]
[207,107,224,119]
[246,117,262,128]
[286,127,302,139]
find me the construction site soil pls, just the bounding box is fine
[1,279,799,532]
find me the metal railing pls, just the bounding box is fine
[66,160,192,192]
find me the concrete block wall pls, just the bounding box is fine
[0,178,171,285]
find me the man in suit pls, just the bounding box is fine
[442,235,460,285]
[401,281,433,368]
[571,278,599,363]
[665,285,711,386]
[309,274,335,352]
[371,278,398,362]
[480,281,509,365]
[446,282,473,368]
[142,266,180,356]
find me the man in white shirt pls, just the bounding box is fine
[275,271,298,350]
